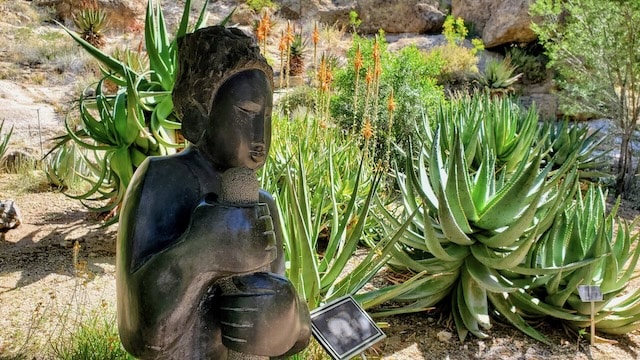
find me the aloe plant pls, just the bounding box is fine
[475,56,523,96]
[0,120,13,160]
[260,113,428,310]
[416,95,541,175]
[45,139,90,190]
[51,0,213,222]
[525,184,640,334]
[73,7,109,48]
[375,97,586,343]
[543,119,612,180]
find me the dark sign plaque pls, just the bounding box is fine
[310,295,385,360]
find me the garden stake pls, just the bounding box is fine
[578,285,603,346]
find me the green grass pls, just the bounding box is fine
[51,313,133,360]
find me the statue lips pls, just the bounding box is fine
[250,142,266,165]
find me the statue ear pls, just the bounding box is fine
[180,107,206,144]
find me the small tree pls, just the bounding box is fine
[530,0,640,196]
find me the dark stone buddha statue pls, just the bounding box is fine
[116,25,311,359]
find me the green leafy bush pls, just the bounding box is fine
[330,32,444,159]
[428,44,479,85]
[429,16,484,87]
[246,0,277,12]
[507,45,549,84]
[531,0,640,196]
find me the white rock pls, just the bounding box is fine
[437,330,453,343]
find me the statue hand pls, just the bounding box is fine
[177,201,277,273]
[218,272,310,357]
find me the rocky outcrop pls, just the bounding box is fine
[36,0,146,30]
[277,0,447,34]
[276,0,536,47]
[452,0,537,48]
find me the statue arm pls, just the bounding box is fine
[115,158,150,354]
[260,190,286,274]
[116,158,202,356]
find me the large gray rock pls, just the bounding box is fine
[0,80,66,152]
[276,0,447,34]
[93,0,147,29]
[0,200,21,234]
[37,0,146,29]
[452,0,537,48]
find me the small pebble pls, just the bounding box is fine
[437,330,453,343]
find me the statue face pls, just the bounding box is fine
[201,70,273,170]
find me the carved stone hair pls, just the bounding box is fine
[172,26,274,143]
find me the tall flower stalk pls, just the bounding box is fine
[278,29,287,88]
[352,44,363,128]
[385,88,395,165]
[284,21,294,88]
[256,11,271,56]
[317,54,333,123]
[312,21,319,73]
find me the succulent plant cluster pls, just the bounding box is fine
[49,0,213,222]
[375,94,638,343]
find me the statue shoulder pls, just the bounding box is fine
[122,153,203,222]
[132,154,200,192]
[144,154,195,178]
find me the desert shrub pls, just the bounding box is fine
[246,0,277,13]
[427,44,479,84]
[1,25,91,86]
[0,0,45,25]
[427,16,484,89]
[507,44,549,84]
[384,45,444,146]
[9,27,76,67]
[330,32,445,160]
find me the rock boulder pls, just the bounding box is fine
[0,200,22,235]
[38,0,146,30]
[452,0,537,48]
[277,0,447,34]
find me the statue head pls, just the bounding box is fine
[173,26,274,170]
